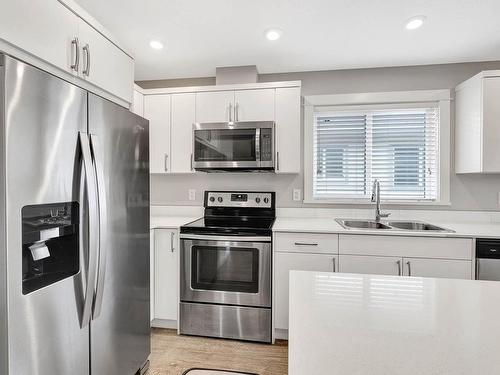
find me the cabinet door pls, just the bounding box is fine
[154,229,178,321]
[275,252,337,330]
[195,91,235,123]
[403,258,472,279]
[150,230,155,321]
[77,18,134,103]
[132,89,144,117]
[0,0,78,74]
[482,77,500,172]
[171,93,195,173]
[339,255,402,276]
[144,94,171,174]
[234,89,275,122]
[275,87,301,173]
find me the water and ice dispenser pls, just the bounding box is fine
[22,202,79,294]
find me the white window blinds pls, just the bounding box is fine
[313,106,439,201]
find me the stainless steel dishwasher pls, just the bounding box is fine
[476,239,500,280]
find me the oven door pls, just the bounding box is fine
[192,122,274,170]
[180,235,271,307]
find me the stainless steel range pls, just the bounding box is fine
[179,191,275,343]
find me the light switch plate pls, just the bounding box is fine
[293,189,301,201]
[188,189,196,201]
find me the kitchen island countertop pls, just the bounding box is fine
[289,270,500,375]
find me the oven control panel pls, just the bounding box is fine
[205,192,273,208]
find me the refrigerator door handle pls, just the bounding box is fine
[90,134,108,319]
[79,132,99,328]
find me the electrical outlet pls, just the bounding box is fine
[293,189,301,202]
[188,189,196,201]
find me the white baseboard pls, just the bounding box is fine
[151,319,177,329]
[275,329,288,340]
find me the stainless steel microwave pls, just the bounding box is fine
[192,121,275,172]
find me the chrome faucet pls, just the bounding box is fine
[371,179,390,222]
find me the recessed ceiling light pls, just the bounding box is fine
[405,16,426,30]
[265,28,283,41]
[149,40,164,50]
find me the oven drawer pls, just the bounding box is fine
[180,302,272,343]
[275,232,339,254]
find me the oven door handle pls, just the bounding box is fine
[180,234,271,242]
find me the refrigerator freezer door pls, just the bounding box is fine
[4,56,90,374]
[88,94,150,375]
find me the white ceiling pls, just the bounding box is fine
[75,0,500,81]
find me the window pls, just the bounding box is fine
[304,90,451,204]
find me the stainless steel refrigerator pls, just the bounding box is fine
[0,54,150,375]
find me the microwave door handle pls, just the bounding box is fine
[78,132,99,328]
[90,134,108,319]
[255,128,261,165]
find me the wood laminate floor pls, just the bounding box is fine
[149,328,288,375]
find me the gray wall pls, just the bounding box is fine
[140,61,500,211]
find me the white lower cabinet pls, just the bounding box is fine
[153,228,178,322]
[339,255,402,276]
[402,257,472,279]
[275,252,337,330]
[150,229,155,321]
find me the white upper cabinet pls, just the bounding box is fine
[275,87,301,173]
[0,0,134,105]
[195,91,235,123]
[132,88,144,117]
[0,0,78,75]
[456,72,500,173]
[171,93,196,173]
[143,82,301,174]
[77,18,134,104]
[234,89,275,122]
[145,94,171,174]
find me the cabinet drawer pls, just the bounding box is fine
[339,235,473,260]
[275,232,338,254]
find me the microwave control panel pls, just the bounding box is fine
[260,128,273,161]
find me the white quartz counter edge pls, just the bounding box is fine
[150,215,500,238]
[273,217,500,238]
[150,216,199,230]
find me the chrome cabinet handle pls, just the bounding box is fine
[190,153,193,171]
[71,37,80,71]
[235,102,239,122]
[82,44,91,76]
[78,132,98,328]
[294,242,318,246]
[164,154,168,172]
[406,261,411,276]
[396,260,402,276]
[228,103,233,122]
[333,257,336,272]
[90,134,108,319]
[476,259,480,279]
[276,151,280,171]
[171,232,175,252]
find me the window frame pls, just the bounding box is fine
[303,90,451,205]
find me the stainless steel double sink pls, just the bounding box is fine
[335,219,454,233]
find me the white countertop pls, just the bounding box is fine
[273,217,500,238]
[288,270,500,375]
[150,216,198,229]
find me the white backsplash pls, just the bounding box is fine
[151,204,500,223]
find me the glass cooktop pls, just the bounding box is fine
[181,216,275,236]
